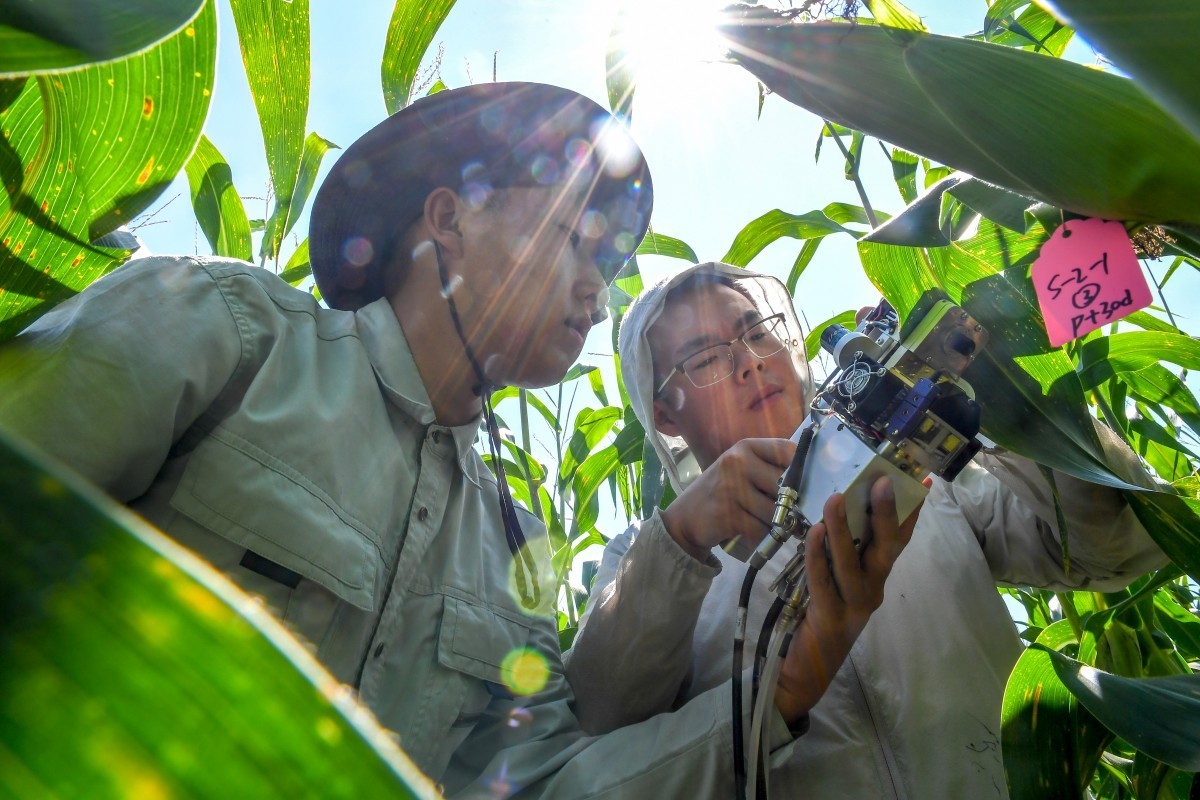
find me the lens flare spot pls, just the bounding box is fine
[591,118,641,179]
[505,706,533,729]
[614,231,637,255]
[315,716,343,745]
[501,648,549,696]
[342,236,374,267]
[580,210,608,239]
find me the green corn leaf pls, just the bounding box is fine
[639,434,666,519]
[723,203,873,267]
[0,0,216,340]
[864,0,925,30]
[983,2,1074,57]
[865,174,979,247]
[265,131,339,256]
[1041,645,1200,772]
[890,147,919,205]
[185,135,252,262]
[0,430,436,798]
[605,5,637,120]
[1153,592,1200,662]
[572,444,624,529]
[559,407,621,485]
[786,237,822,295]
[804,309,857,361]
[281,238,312,285]
[1127,416,1196,483]
[1002,621,1112,799]
[719,13,1200,225]
[1123,310,1181,334]
[381,0,457,115]
[612,417,647,466]
[0,0,204,77]
[1077,332,1200,388]
[1036,0,1200,142]
[1104,365,1200,434]
[229,0,309,263]
[984,0,1035,40]
[636,231,698,263]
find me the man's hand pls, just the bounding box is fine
[660,438,796,561]
[773,475,923,724]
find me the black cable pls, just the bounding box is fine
[733,564,759,800]
[434,241,539,610]
[752,596,786,800]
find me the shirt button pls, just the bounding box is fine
[417,507,429,522]
[373,642,386,659]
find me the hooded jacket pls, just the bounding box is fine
[565,261,1166,798]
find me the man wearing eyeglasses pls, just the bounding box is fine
[565,261,1165,798]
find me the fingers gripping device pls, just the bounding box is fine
[733,291,989,800]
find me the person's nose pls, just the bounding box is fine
[575,257,607,321]
[733,340,766,382]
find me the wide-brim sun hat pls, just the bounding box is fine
[309,81,654,311]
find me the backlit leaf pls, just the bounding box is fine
[1036,0,1200,142]
[185,135,252,262]
[0,430,436,798]
[381,0,457,114]
[719,14,1200,225]
[228,0,310,262]
[0,0,204,76]
[0,0,216,339]
[1043,646,1200,772]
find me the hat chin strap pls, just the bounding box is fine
[433,241,541,611]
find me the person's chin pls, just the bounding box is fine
[508,350,576,389]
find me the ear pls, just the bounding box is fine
[653,396,684,438]
[422,187,465,257]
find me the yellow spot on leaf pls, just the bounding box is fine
[202,88,211,97]
[13,241,21,253]
[142,97,153,117]
[136,157,155,185]
[185,26,195,37]
[40,200,47,213]
[71,255,83,267]
[107,78,114,87]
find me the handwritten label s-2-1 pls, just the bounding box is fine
[1031,218,1152,347]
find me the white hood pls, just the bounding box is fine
[617,261,814,493]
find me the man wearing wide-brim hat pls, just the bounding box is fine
[0,82,768,795]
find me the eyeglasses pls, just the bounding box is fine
[655,314,790,395]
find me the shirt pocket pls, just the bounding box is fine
[426,594,533,768]
[168,429,382,646]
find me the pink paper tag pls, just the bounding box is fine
[1031,218,1152,347]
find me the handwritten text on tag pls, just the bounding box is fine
[1031,218,1152,347]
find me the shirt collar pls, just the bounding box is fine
[355,297,481,465]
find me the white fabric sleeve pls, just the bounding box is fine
[942,420,1168,591]
[564,511,720,733]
